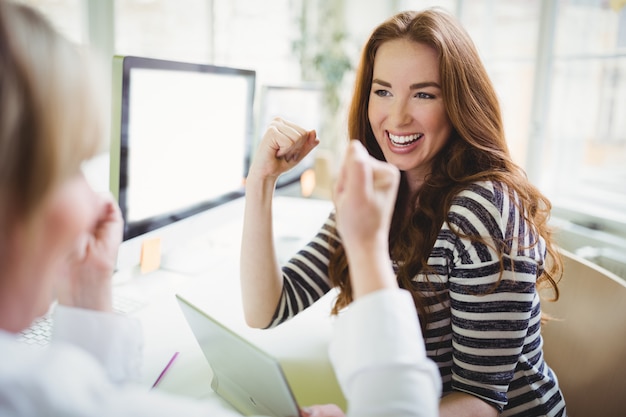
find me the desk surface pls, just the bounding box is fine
[113,196,345,413]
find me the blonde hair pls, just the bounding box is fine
[0,1,105,228]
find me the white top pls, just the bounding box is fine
[0,289,440,417]
[331,289,441,417]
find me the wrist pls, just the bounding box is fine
[245,171,278,196]
[343,238,398,299]
[57,280,113,313]
[342,232,388,260]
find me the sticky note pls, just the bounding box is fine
[140,237,162,274]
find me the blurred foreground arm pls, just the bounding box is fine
[53,194,142,383]
[332,140,399,297]
[305,141,441,417]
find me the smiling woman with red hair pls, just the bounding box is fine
[241,8,566,417]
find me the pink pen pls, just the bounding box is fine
[151,351,180,389]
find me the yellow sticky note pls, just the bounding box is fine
[140,237,161,274]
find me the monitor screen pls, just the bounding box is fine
[110,56,255,272]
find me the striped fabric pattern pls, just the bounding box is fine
[271,181,566,416]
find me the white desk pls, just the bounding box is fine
[113,196,346,413]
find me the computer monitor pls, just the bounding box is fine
[110,55,256,274]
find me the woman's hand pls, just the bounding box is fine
[56,194,123,312]
[247,117,319,182]
[333,140,399,255]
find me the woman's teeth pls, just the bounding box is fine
[388,133,423,146]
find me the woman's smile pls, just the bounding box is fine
[388,131,424,147]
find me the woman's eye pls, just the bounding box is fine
[415,92,434,99]
[373,89,391,97]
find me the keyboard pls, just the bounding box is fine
[18,295,146,347]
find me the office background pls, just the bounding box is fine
[20,0,626,278]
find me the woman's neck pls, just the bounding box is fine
[405,172,424,199]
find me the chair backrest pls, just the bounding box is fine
[540,249,626,416]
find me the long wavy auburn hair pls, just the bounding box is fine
[328,9,562,324]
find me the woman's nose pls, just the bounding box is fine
[389,100,412,126]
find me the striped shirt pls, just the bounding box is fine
[271,181,566,416]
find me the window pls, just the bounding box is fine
[114,0,212,64]
[17,0,84,44]
[543,0,626,233]
[114,0,300,84]
[458,0,541,169]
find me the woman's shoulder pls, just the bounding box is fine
[451,180,514,213]
[454,180,510,199]
[446,180,523,235]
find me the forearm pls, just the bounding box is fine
[240,174,284,328]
